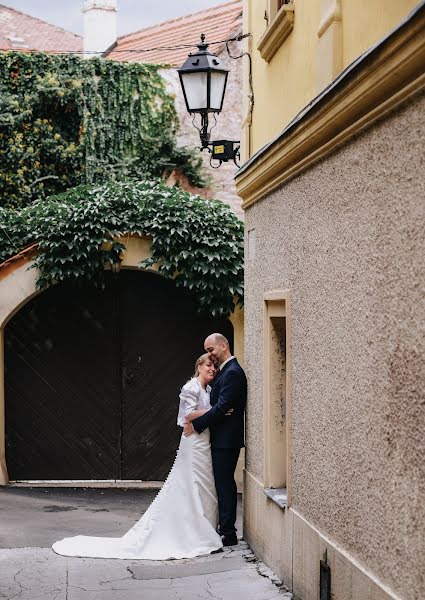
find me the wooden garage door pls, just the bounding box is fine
[5,270,233,481]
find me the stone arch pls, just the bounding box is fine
[0,236,243,484]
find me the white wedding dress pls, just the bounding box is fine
[52,378,222,559]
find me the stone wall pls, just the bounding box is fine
[243,90,425,599]
[162,38,244,219]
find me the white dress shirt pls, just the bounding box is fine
[219,356,235,370]
[177,377,212,427]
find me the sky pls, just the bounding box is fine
[0,0,228,36]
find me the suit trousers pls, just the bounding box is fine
[211,447,241,537]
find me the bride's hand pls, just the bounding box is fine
[183,422,194,436]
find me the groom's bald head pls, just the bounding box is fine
[207,333,229,347]
[204,333,231,366]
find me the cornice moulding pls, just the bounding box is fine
[257,4,295,62]
[82,0,117,13]
[237,5,425,210]
[0,245,38,282]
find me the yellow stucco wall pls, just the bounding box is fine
[245,0,419,156]
[341,0,418,64]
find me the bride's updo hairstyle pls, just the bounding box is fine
[194,353,211,377]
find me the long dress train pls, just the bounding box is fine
[52,379,222,560]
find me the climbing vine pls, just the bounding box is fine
[0,180,244,316]
[0,52,207,208]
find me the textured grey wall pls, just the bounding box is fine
[244,90,425,597]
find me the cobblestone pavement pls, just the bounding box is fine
[0,487,293,599]
[0,542,294,600]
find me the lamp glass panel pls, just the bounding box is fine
[181,72,208,110]
[210,71,227,111]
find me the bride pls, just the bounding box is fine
[52,353,224,560]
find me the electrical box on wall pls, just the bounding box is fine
[212,139,240,163]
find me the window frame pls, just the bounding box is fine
[263,291,292,508]
[257,0,295,62]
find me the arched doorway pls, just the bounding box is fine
[4,269,233,481]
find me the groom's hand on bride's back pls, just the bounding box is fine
[183,408,232,436]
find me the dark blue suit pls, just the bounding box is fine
[192,358,247,537]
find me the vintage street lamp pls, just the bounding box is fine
[178,34,240,167]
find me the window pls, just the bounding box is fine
[271,0,292,22]
[263,292,291,508]
[277,0,291,12]
[257,1,295,62]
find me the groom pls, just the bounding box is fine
[184,333,247,546]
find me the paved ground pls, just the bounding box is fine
[0,487,293,599]
[0,487,161,548]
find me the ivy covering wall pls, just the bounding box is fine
[0,180,244,316]
[0,52,206,208]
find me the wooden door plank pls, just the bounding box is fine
[5,277,121,480]
[119,270,234,480]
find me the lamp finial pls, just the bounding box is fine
[198,33,208,52]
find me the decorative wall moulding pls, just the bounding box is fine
[257,3,295,62]
[317,0,342,39]
[236,4,425,209]
[82,0,117,12]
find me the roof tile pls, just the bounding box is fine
[0,4,82,53]
[106,1,242,66]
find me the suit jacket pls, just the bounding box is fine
[192,358,247,448]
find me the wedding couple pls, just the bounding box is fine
[53,332,247,560]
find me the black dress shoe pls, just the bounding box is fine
[221,534,238,547]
